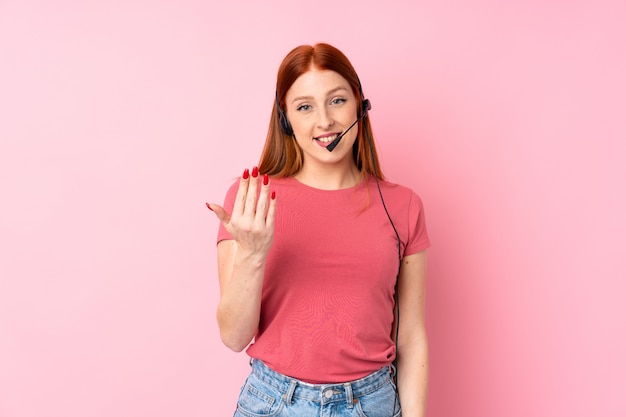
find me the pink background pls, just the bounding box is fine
[1,1,624,416]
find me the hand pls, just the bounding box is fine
[207,167,276,256]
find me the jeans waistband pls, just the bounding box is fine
[250,359,394,406]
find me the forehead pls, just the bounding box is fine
[286,68,351,101]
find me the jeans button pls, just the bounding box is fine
[324,390,333,399]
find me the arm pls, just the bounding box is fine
[394,250,429,417]
[207,168,276,352]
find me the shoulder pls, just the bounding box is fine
[372,177,425,207]
[268,176,296,188]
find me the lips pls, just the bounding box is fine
[314,133,339,143]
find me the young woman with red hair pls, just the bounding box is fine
[207,43,430,417]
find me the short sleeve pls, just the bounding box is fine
[404,191,430,256]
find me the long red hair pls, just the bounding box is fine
[258,43,385,180]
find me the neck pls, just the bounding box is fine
[294,162,362,190]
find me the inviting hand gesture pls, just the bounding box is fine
[207,166,276,256]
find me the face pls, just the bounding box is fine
[284,68,359,169]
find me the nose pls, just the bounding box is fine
[317,106,334,129]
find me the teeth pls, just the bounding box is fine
[316,134,338,143]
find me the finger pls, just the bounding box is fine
[265,190,277,230]
[243,166,260,217]
[231,168,250,217]
[254,173,271,224]
[206,203,232,225]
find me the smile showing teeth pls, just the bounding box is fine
[315,134,338,143]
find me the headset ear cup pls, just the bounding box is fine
[276,92,294,136]
[362,99,371,115]
[279,111,293,136]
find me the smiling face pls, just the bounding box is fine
[284,67,359,171]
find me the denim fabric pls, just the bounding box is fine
[233,359,401,417]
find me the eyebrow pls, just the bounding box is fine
[290,86,350,105]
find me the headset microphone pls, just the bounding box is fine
[326,117,359,152]
[326,98,371,152]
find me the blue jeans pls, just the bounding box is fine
[233,359,401,417]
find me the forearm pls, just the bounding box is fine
[216,247,266,352]
[397,335,429,417]
[210,170,276,352]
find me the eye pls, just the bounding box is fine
[296,104,312,112]
[331,97,347,105]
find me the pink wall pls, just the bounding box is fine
[1,1,624,416]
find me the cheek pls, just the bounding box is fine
[290,118,311,138]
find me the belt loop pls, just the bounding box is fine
[390,363,397,381]
[283,380,297,405]
[344,383,354,409]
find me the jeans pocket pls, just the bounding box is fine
[354,381,401,417]
[236,377,285,417]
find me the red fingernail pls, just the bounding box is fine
[243,168,249,179]
[252,166,259,178]
[271,191,276,200]
[263,174,269,186]
[206,203,213,211]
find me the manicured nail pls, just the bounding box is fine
[206,203,213,211]
[271,191,276,200]
[252,166,259,178]
[243,168,249,179]
[263,174,269,186]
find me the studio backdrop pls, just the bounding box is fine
[1,1,624,416]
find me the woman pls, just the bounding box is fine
[207,43,430,417]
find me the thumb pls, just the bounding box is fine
[206,203,231,225]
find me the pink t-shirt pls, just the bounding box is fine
[217,175,430,383]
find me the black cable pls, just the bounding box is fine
[363,123,403,415]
